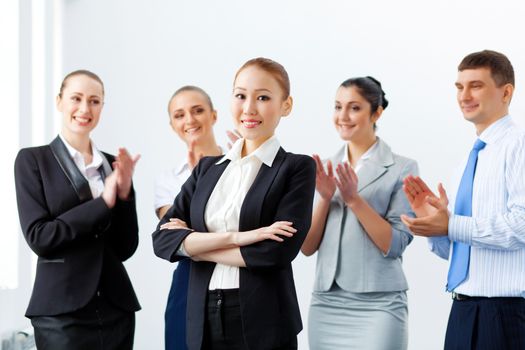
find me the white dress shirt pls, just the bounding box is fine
[206,136,281,290]
[154,162,191,211]
[342,140,379,173]
[59,134,104,198]
[429,115,525,297]
[154,147,223,212]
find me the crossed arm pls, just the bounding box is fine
[152,155,316,269]
[160,219,296,266]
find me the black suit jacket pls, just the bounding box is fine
[14,136,141,317]
[152,148,316,350]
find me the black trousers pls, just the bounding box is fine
[31,292,135,350]
[203,289,297,350]
[444,296,525,350]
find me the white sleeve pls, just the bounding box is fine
[154,170,180,211]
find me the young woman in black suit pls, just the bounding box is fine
[152,58,316,350]
[14,70,141,350]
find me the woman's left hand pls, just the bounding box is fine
[226,129,242,149]
[160,218,191,231]
[114,147,140,200]
[335,162,360,205]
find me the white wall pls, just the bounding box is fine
[39,0,525,349]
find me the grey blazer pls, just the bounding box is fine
[314,138,418,293]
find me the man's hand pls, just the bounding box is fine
[401,175,450,236]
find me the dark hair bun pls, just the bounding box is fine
[366,76,389,109]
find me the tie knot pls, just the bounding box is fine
[472,139,486,151]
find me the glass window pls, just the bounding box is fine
[0,0,20,290]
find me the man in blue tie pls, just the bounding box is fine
[401,50,525,350]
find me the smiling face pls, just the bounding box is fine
[333,85,380,143]
[57,74,104,139]
[231,65,292,151]
[168,90,217,146]
[455,67,512,133]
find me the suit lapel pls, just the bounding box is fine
[49,136,92,202]
[357,138,394,192]
[330,139,395,194]
[191,160,229,232]
[239,148,286,231]
[357,163,388,192]
[98,152,113,181]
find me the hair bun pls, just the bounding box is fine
[366,76,389,109]
[366,76,381,87]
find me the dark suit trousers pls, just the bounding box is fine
[444,296,525,350]
[165,259,190,350]
[31,292,135,350]
[203,289,297,350]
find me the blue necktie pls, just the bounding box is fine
[446,138,486,291]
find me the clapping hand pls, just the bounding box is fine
[226,129,242,149]
[400,175,450,236]
[334,161,359,205]
[114,147,140,200]
[102,168,119,208]
[187,140,204,170]
[312,154,336,201]
[402,175,439,217]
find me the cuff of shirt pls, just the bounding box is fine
[176,242,190,257]
[428,236,450,260]
[448,214,474,245]
[383,229,402,258]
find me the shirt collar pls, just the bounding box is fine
[174,162,190,176]
[216,136,280,167]
[59,134,103,169]
[343,139,379,164]
[478,114,514,145]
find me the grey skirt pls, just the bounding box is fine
[308,285,408,350]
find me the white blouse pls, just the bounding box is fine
[342,139,379,173]
[205,136,280,290]
[59,134,104,198]
[154,161,191,211]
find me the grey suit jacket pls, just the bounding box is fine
[314,138,418,293]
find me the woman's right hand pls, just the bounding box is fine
[114,148,140,200]
[160,218,191,231]
[313,154,336,200]
[233,221,296,246]
[102,168,119,209]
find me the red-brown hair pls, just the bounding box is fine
[234,57,290,99]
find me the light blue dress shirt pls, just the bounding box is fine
[429,115,525,297]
